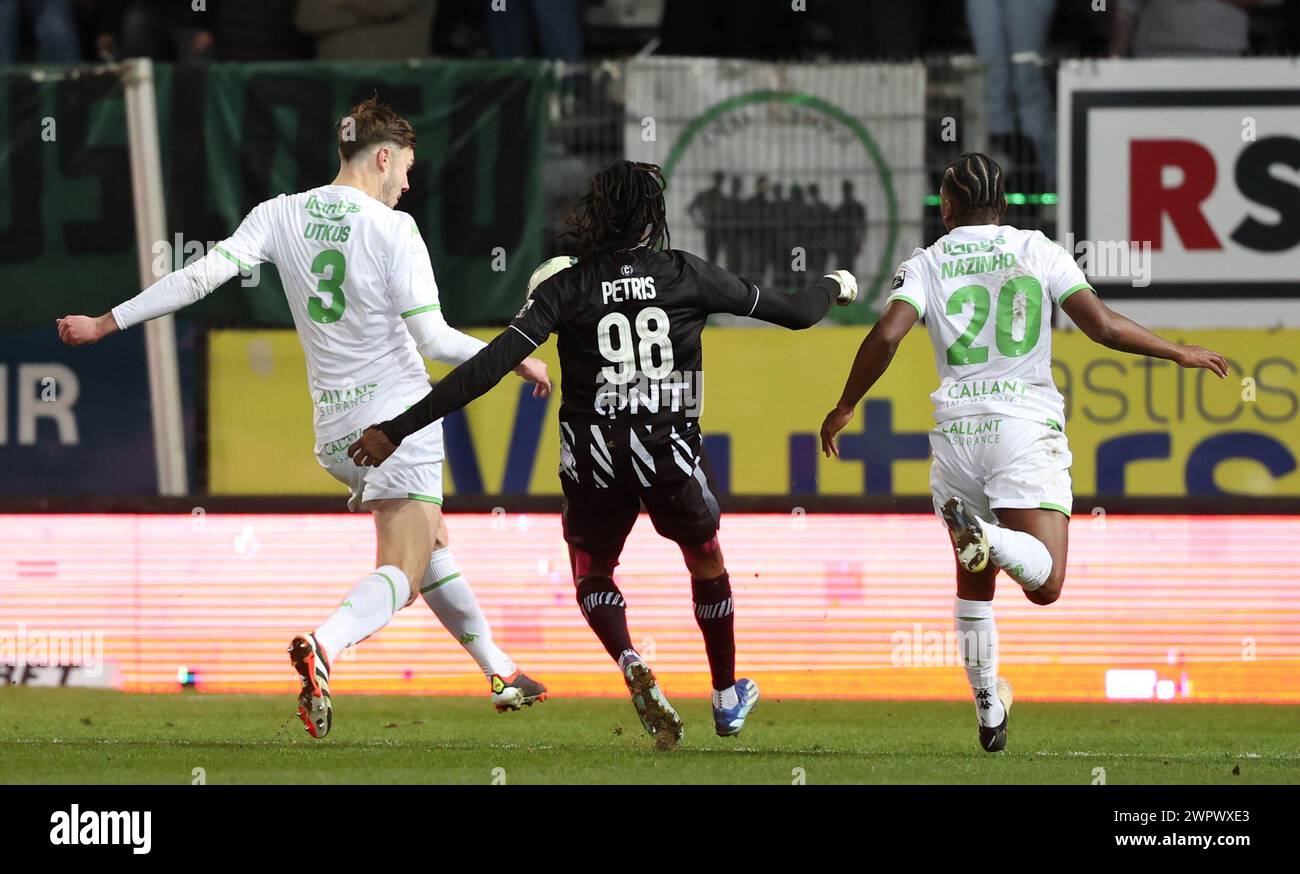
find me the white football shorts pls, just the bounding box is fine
[929,414,1072,522]
[315,419,445,512]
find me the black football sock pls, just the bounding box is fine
[575,576,635,663]
[692,573,736,691]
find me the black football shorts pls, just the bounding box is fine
[558,418,721,557]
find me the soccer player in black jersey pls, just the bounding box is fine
[350,160,857,747]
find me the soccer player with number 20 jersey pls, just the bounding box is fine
[821,153,1227,752]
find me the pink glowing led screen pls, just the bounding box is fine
[2,514,1297,702]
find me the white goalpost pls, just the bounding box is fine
[121,58,188,496]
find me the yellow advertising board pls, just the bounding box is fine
[209,327,1300,498]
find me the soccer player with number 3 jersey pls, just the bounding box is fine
[820,153,1228,752]
[57,97,553,737]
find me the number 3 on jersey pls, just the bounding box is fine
[945,276,1042,366]
[308,249,347,324]
[598,307,674,384]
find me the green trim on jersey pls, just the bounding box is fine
[1057,283,1093,304]
[213,246,253,272]
[1039,502,1071,517]
[889,295,924,320]
[420,571,461,594]
[400,304,442,318]
[1045,418,1063,432]
[406,493,443,505]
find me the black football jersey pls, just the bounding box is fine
[378,247,836,451]
[509,248,761,426]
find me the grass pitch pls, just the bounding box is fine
[1,687,1296,784]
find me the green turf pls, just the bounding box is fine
[1,687,1296,784]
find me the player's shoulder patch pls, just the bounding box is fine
[515,298,535,320]
[890,265,907,291]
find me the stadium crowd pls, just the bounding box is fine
[2,0,1297,65]
[2,1,1294,246]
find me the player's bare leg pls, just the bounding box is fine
[419,510,546,711]
[289,499,427,738]
[680,538,759,738]
[954,561,1013,752]
[571,545,683,749]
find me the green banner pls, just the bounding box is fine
[0,60,549,328]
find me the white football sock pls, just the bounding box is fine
[712,685,739,709]
[955,598,1004,727]
[314,565,410,664]
[618,649,641,670]
[976,518,1051,592]
[421,548,516,678]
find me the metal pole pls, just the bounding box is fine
[121,58,188,496]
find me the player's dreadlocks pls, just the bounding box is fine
[563,160,671,258]
[941,152,1006,224]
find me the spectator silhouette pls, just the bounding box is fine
[966,0,1057,190]
[833,179,867,271]
[687,171,728,263]
[765,181,785,286]
[697,174,869,287]
[296,0,434,60]
[95,1,214,63]
[742,175,773,286]
[806,183,832,277]
[0,0,80,63]
[1111,0,1255,57]
[217,0,310,60]
[488,0,583,60]
[780,184,807,288]
[717,175,745,271]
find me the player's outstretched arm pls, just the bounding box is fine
[57,204,268,348]
[56,253,226,347]
[819,298,918,457]
[348,326,537,467]
[1061,289,1227,377]
[685,251,855,327]
[751,271,857,329]
[56,247,236,347]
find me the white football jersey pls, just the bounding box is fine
[114,184,482,445]
[886,224,1092,428]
